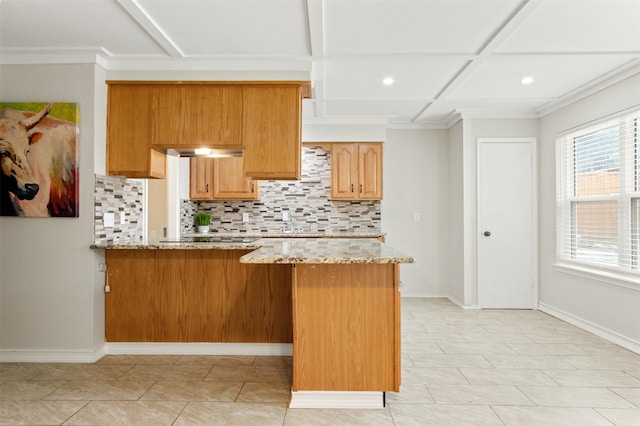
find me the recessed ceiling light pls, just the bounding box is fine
[521,76,534,85]
[383,77,394,85]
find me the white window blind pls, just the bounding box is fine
[556,108,639,276]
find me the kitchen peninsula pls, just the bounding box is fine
[97,236,413,408]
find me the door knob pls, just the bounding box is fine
[484,231,491,237]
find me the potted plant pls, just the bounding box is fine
[195,211,211,233]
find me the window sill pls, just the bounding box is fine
[553,262,640,291]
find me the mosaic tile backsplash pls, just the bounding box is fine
[181,146,381,234]
[94,174,144,245]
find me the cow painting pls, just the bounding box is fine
[0,102,79,217]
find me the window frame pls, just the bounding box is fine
[556,107,640,283]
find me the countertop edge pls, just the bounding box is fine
[92,237,414,264]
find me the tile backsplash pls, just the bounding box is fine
[94,174,144,244]
[93,147,381,243]
[181,146,381,234]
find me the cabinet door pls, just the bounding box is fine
[243,86,302,180]
[189,157,213,200]
[358,143,383,200]
[330,144,358,200]
[152,85,242,148]
[107,84,166,178]
[212,157,259,200]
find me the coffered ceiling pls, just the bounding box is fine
[1,0,639,127]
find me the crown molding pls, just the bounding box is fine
[537,59,640,118]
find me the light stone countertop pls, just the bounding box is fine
[92,236,412,264]
[239,238,413,264]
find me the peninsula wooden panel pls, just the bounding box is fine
[292,263,400,391]
[105,249,292,343]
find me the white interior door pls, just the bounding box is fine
[478,138,537,309]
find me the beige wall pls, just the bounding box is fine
[383,128,449,297]
[0,64,106,361]
[538,73,640,350]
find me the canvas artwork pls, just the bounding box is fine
[0,102,79,217]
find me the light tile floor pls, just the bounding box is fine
[1,297,639,425]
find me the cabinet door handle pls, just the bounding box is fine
[360,184,363,193]
[251,183,254,193]
[351,184,354,193]
[206,184,209,193]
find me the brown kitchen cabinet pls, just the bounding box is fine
[189,157,259,200]
[242,85,304,180]
[106,84,166,178]
[105,249,292,343]
[107,81,310,180]
[189,157,213,200]
[330,143,383,200]
[151,85,243,149]
[292,262,400,391]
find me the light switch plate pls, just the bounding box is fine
[104,213,115,228]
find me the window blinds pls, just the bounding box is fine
[556,108,639,274]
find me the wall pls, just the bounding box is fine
[0,64,106,361]
[447,119,465,305]
[383,129,449,297]
[538,73,640,351]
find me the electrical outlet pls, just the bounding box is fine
[242,212,250,222]
[119,211,126,224]
[414,213,421,222]
[282,211,290,221]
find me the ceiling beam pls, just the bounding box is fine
[116,0,184,58]
[414,0,543,122]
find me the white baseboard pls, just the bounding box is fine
[105,342,293,356]
[0,343,292,363]
[446,295,481,310]
[0,346,106,363]
[538,302,640,355]
[289,391,384,409]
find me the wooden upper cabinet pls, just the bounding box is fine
[106,84,166,178]
[107,81,310,180]
[212,157,259,200]
[190,157,259,201]
[243,86,302,180]
[151,85,242,149]
[330,143,383,200]
[189,157,213,200]
[358,143,383,200]
[330,144,359,200]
